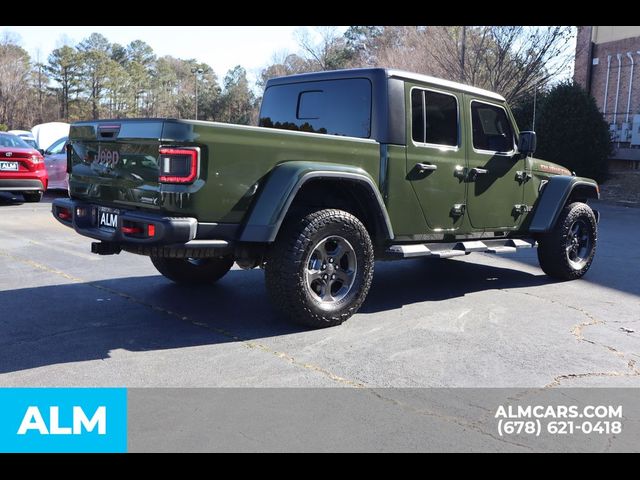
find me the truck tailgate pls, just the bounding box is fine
[68,119,196,212]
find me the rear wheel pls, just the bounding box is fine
[265,209,374,328]
[537,202,597,280]
[23,192,43,203]
[150,256,234,285]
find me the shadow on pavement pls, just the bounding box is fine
[362,257,554,313]
[0,259,553,374]
[0,190,68,206]
[493,201,640,299]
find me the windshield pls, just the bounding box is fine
[0,133,31,149]
[47,137,68,154]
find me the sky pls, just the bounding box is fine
[3,26,348,86]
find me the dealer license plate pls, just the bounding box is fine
[0,161,18,171]
[97,207,120,230]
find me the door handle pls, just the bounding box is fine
[415,163,437,172]
[468,167,488,180]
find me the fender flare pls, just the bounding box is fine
[528,175,600,233]
[239,161,394,243]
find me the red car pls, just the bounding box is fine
[0,132,48,202]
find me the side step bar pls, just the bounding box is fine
[386,238,537,259]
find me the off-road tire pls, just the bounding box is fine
[537,202,597,280]
[265,209,374,328]
[150,256,234,285]
[23,192,43,203]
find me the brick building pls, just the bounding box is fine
[574,26,640,169]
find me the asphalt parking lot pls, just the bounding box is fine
[0,192,638,388]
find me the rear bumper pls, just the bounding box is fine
[52,197,232,253]
[0,178,45,191]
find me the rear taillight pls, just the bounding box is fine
[121,226,143,235]
[29,155,43,164]
[158,148,199,184]
[57,207,72,221]
[121,221,156,238]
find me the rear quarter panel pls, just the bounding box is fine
[186,122,381,223]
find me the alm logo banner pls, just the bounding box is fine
[0,388,127,453]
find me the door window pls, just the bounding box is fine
[470,101,515,153]
[411,89,458,147]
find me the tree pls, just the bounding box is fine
[428,26,575,104]
[126,40,156,66]
[344,25,384,62]
[257,26,355,92]
[125,40,156,115]
[0,38,32,128]
[77,33,112,119]
[344,26,575,104]
[295,26,353,71]
[104,59,131,117]
[258,51,311,90]
[194,67,221,121]
[218,66,255,125]
[529,82,610,183]
[46,45,81,121]
[110,43,127,64]
[150,56,179,117]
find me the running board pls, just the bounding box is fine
[386,238,537,259]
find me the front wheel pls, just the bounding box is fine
[265,209,374,328]
[537,202,597,280]
[150,256,234,285]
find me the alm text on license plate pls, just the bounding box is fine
[0,161,18,171]
[98,208,119,229]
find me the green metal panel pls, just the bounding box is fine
[384,144,429,237]
[464,95,525,230]
[70,120,381,224]
[404,82,468,232]
[183,122,381,223]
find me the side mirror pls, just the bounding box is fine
[518,131,537,156]
[38,148,45,155]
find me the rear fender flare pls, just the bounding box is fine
[239,161,394,243]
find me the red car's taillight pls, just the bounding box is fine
[158,148,198,184]
[29,154,44,164]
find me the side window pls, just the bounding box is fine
[297,91,322,119]
[411,88,458,147]
[259,78,372,138]
[411,90,424,143]
[471,101,515,153]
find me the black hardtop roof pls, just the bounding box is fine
[265,67,505,102]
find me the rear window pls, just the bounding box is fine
[259,78,372,138]
[0,133,31,148]
[411,88,458,147]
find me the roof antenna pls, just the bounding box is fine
[532,84,537,131]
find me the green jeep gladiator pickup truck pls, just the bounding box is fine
[53,68,599,328]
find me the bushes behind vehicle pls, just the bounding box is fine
[512,82,611,184]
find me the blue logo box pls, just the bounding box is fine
[0,388,127,453]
